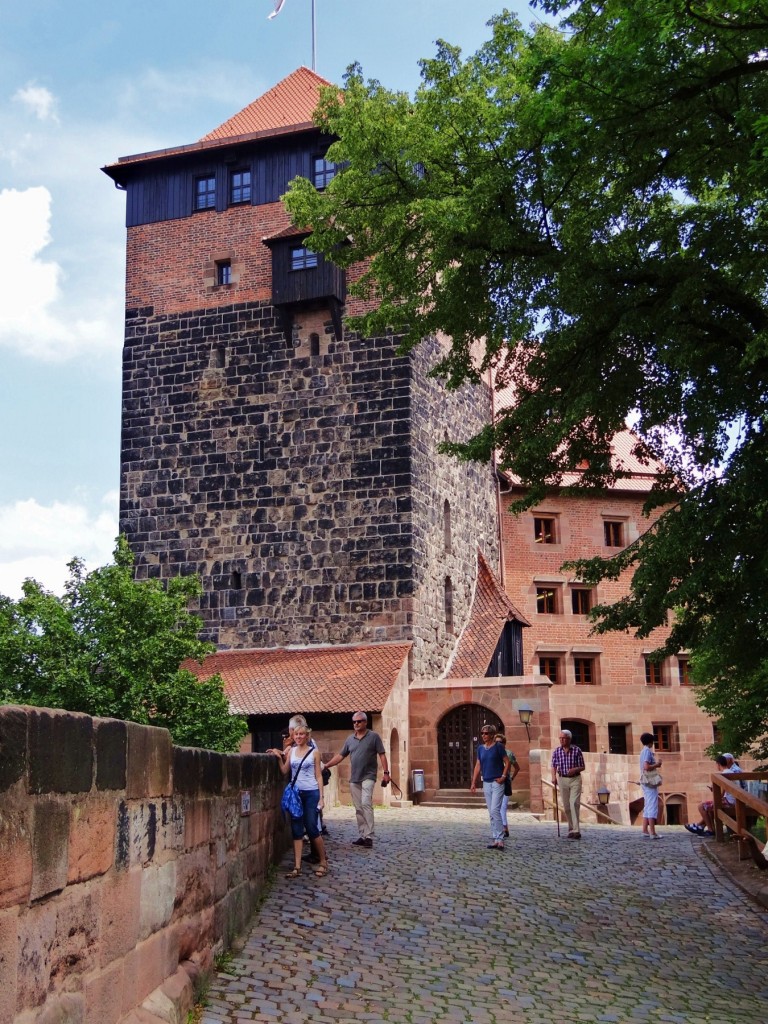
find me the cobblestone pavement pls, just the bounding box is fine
[202,806,768,1024]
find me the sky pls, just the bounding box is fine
[0,0,538,599]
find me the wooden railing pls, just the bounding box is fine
[712,771,768,868]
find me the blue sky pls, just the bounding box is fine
[0,0,536,597]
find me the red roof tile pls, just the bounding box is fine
[184,642,411,716]
[446,550,529,679]
[200,66,333,142]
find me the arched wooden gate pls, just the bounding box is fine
[437,704,504,789]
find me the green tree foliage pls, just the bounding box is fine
[285,2,768,758]
[0,537,247,752]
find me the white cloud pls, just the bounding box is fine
[0,186,116,361]
[0,492,118,599]
[13,83,59,123]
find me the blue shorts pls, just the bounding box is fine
[291,788,321,840]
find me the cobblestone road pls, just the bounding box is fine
[202,806,768,1024]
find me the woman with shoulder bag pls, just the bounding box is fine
[639,731,663,840]
[274,725,329,878]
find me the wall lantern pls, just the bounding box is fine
[597,786,611,807]
[518,704,534,741]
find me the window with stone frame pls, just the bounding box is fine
[653,723,679,752]
[533,515,557,544]
[645,657,667,686]
[678,656,691,685]
[536,585,561,614]
[574,656,597,684]
[539,655,562,684]
[571,587,592,615]
[216,260,232,286]
[603,519,625,547]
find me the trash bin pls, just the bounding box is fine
[411,768,425,803]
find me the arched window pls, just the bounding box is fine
[443,499,452,553]
[444,577,454,634]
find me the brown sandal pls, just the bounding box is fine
[314,866,328,877]
[285,868,301,878]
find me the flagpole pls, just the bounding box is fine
[311,0,316,71]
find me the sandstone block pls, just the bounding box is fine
[31,797,69,901]
[83,960,124,1024]
[0,705,28,791]
[126,723,172,799]
[139,861,177,941]
[94,717,127,792]
[0,906,19,1024]
[28,709,93,795]
[68,797,115,883]
[0,806,32,908]
[99,867,142,966]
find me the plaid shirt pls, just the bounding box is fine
[551,744,585,777]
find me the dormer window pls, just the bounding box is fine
[291,245,318,270]
[194,176,216,210]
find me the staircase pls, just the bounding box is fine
[417,789,522,810]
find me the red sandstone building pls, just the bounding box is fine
[104,68,722,826]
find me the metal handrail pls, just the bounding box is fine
[542,778,622,826]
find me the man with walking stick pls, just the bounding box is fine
[551,729,585,840]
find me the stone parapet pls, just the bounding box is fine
[0,705,287,1024]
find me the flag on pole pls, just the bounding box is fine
[268,0,286,19]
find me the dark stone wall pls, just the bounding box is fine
[121,301,497,658]
[121,300,416,648]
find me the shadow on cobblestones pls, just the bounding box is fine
[202,806,768,1024]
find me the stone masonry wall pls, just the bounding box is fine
[0,705,287,1024]
[408,337,499,681]
[121,299,416,649]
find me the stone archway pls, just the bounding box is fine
[437,704,504,789]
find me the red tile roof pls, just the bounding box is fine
[103,68,335,178]
[200,66,333,142]
[445,550,529,679]
[184,642,411,716]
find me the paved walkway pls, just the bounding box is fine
[202,806,768,1024]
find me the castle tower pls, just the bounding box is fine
[103,68,500,682]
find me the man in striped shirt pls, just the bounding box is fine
[551,730,585,839]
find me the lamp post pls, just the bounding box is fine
[518,704,534,741]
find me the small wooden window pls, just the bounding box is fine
[313,156,338,189]
[230,169,251,204]
[539,656,561,684]
[653,723,678,752]
[678,657,690,685]
[534,516,556,544]
[645,658,665,686]
[291,245,318,270]
[195,175,216,210]
[571,588,592,615]
[536,586,559,614]
[574,657,595,684]
[216,260,232,286]
[604,520,624,547]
